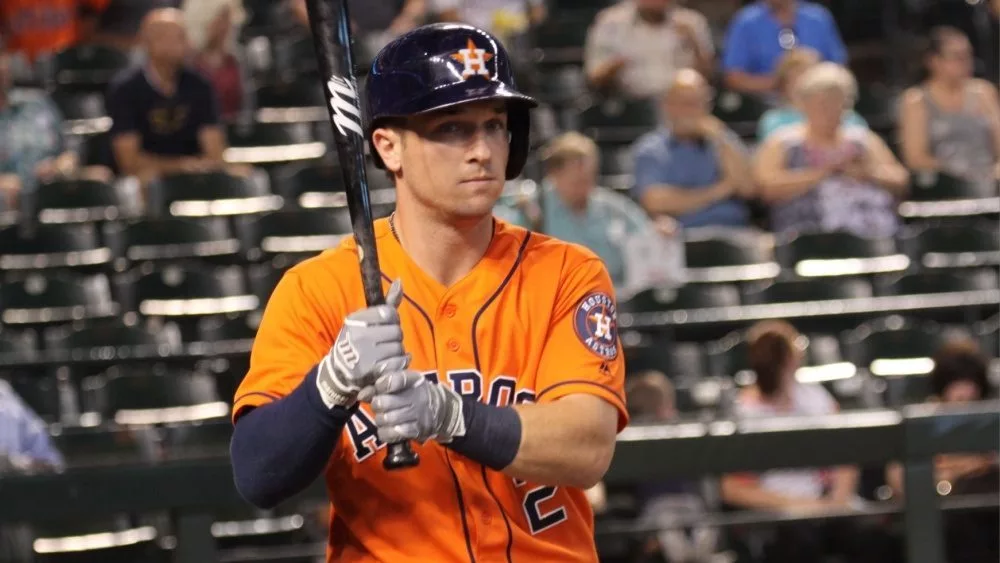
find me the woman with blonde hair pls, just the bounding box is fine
[182,0,248,120]
[753,62,909,237]
[757,47,867,141]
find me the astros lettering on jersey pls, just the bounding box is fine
[234,218,628,562]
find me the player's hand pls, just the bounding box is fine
[369,370,466,444]
[315,280,410,409]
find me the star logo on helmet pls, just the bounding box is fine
[450,38,493,80]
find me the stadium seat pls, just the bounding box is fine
[163,419,233,461]
[43,319,183,362]
[270,33,321,81]
[103,217,243,266]
[77,130,114,169]
[147,171,283,218]
[900,222,1000,269]
[684,230,780,283]
[209,504,312,552]
[620,330,708,378]
[577,98,659,144]
[84,366,227,425]
[0,223,113,273]
[272,162,344,205]
[534,66,588,108]
[0,328,38,364]
[881,269,998,296]
[899,172,1000,219]
[50,44,131,93]
[49,425,160,467]
[31,515,165,563]
[854,85,895,135]
[235,208,354,262]
[248,259,294,302]
[778,231,908,277]
[33,179,130,224]
[673,376,733,418]
[843,317,944,406]
[976,315,998,358]
[741,277,873,305]
[621,284,741,313]
[122,264,258,321]
[1,274,118,327]
[225,121,326,166]
[530,11,592,65]
[712,90,767,138]
[7,375,62,423]
[254,81,327,123]
[51,90,111,136]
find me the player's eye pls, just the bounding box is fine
[483,119,508,138]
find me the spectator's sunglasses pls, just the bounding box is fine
[778,27,797,50]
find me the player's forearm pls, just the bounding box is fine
[506,395,617,489]
[231,368,352,509]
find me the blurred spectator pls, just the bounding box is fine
[898,26,1000,194]
[286,0,426,55]
[720,321,899,563]
[632,69,754,229]
[183,0,247,120]
[721,0,846,97]
[0,0,109,62]
[92,0,180,52]
[584,0,714,100]
[626,371,726,563]
[107,8,226,185]
[0,379,64,474]
[885,338,998,563]
[495,132,683,298]
[433,0,545,40]
[0,51,106,212]
[753,63,908,237]
[757,47,867,141]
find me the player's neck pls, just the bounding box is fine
[391,210,494,288]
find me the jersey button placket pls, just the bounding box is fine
[447,338,460,352]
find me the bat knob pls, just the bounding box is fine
[383,441,420,470]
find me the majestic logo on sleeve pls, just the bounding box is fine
[450,38,493,79]
[573,292,619,360]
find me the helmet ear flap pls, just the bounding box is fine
[505,105,531,180]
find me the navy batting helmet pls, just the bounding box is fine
[365,23,537,180]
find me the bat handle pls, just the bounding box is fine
[383,441,420,470]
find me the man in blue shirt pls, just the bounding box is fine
[633,69,754,229]
[495,131,683,296]
[0,380,63,473]
[722,0,846,96]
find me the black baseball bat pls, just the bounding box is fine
[305,0,419,471]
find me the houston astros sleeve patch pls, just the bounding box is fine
[573,292,618,360]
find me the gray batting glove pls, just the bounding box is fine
[370,370,467,444]
[315,280,410,409]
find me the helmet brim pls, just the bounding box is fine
[370,79,537,125]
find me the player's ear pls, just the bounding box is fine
[372,126,403,174]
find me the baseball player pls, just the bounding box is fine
[230,23,628,562]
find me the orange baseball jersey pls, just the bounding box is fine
[234,217,628,562]
[0,0,109,61]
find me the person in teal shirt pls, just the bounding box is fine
[756,47,868,140]
[495,132,668,292]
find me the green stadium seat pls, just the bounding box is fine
[899,172,1000,219]
[254,81,327,123]
[742,278,873,305]
[51,90,111,136]
[881,269,998,296]
[712,90,767,138]
[163,419,234,461]
[622,283,741,313]
[1,274,118,327]
[6,375,61,423]
[535,66,588,108]
[684,230,780,283]
[900,222,1000,269]
[853,85,895,135]
[843,317,944,406]
[272,162,346,207]
[48,426,159,467]
[123,265,258,320]
[530,11,593,65]
[778,231,908,277]
[148,171,283,218]
[31,515,166,563]
[103,217,243,265]
[225,121,326,166]
[34,179,130,224]
[235,208,353,262]
[578,98,658,144]
[43,319,182,360]
[85,367,226,425]
[50,44,131,93]
[621,330,708,378]
[0,329,38,365]
[209,503,312,551]
[976,315,998,358]
[0,223,112,273]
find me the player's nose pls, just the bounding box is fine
[465,132,493,165]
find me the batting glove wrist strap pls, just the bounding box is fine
[446,399,522,470]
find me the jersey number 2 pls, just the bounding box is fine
[522,485,568,534]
